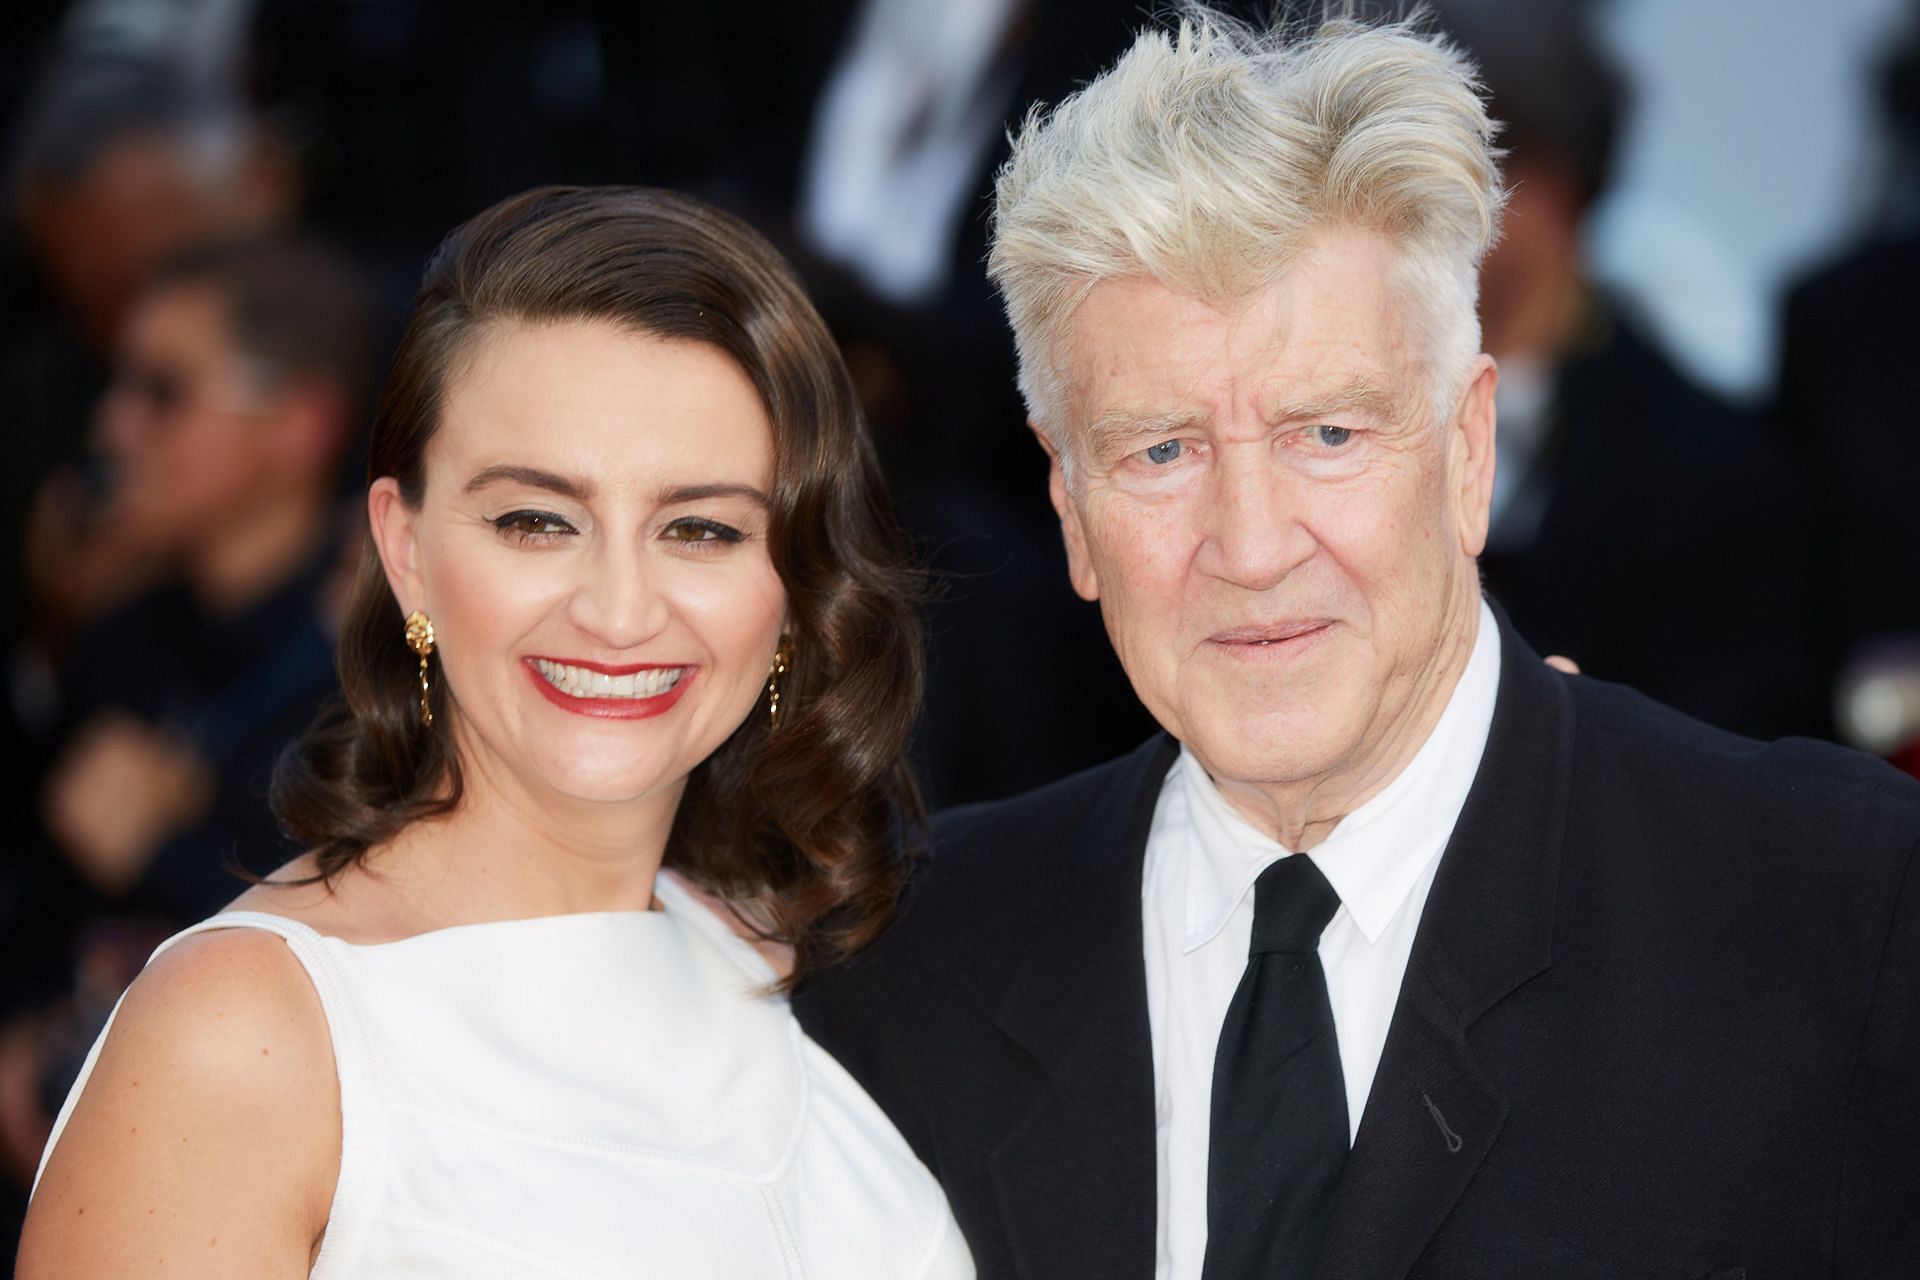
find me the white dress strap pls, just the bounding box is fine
[31,911,386,1279]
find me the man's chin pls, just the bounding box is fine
[1182,710,1360,793]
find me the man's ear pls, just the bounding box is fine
[1450,354,1499,558]
[366,477,425,614]
[1032,421,1100,602]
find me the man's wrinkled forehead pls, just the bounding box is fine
[1055,248,1422,455]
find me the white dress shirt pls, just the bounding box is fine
[1142,601,1502,1280]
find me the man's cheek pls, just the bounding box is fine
[1093,493,1190,562]
[1312,484,1426,573]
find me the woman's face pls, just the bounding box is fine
[370,320,786,811]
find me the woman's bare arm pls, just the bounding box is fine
[16,929,340,1278]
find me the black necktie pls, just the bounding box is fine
[1201,854,1348,1280]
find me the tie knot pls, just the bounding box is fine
[1249,855,1341,955]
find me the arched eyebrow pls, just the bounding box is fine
[464,464,592,499]
[464,466,769,508]
[657,483,769,507]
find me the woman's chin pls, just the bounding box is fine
[538,768,685,809]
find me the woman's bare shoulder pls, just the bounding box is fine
[18,927,339,1277]
[86,926,339,1094]
[228,850,421,943]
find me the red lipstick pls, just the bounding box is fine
[522,657,696,720]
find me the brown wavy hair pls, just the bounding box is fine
[271,186,925,983]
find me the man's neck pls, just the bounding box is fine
[1212,599,1484,851]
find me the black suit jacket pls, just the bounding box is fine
[795,617,1920,1279]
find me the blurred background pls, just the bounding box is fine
[1,0,1916,1250]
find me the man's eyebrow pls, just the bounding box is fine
[1267,374,1406,425]
[1084,408,1210,453]
[657,482,770,507]
[464,464,594,499]
[1080,375,1406,454]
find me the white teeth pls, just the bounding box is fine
[533,659,684,700]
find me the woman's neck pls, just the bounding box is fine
[361,750,686,931]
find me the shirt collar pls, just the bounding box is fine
[1175,599,1503,952]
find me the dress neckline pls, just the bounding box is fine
[208,871,777,983]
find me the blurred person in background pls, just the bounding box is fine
[1438,0,1817,740]
[0,52,309,1248]
[7,53,301,636]
[0,234,371,1238]
[2,54,302,755]
[42,234,371,913]
[14,56,297,356]
[1773,7,1920,775]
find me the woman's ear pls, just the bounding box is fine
[366,477,425,613]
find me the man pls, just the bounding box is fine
[7,51,303,617]
[796,13,1920,1279]
[13,54,299,354]
[41,234,373,916]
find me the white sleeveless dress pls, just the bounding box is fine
[35,873,973,1279]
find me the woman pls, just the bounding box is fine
[19,186,972,1277]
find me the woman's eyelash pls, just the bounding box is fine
[491,510,574,539]
[488,511,749,545]
[666,516,747,544]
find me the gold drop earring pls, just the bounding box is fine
[404,610,436,727]
[767,643,790,727]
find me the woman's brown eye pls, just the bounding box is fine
[666,517,745,544]
[491,510,574,538]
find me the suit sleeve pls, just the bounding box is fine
[1836,833,1920,1274]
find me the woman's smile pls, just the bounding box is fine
[523,656,697,720]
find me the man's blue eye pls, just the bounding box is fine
[1313,425,1354,447]
[1145,440,1184,465]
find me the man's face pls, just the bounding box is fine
[1047,226,1496,802]
[23,132,293,347]
[95,284,280,555]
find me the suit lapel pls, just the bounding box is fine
[988,734,1177,1280]
[1314,617,1574,1279]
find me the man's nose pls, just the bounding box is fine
[567,540,672,649]
[1195,449,1315,591]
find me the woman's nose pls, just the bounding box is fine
[567,541,672,649]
